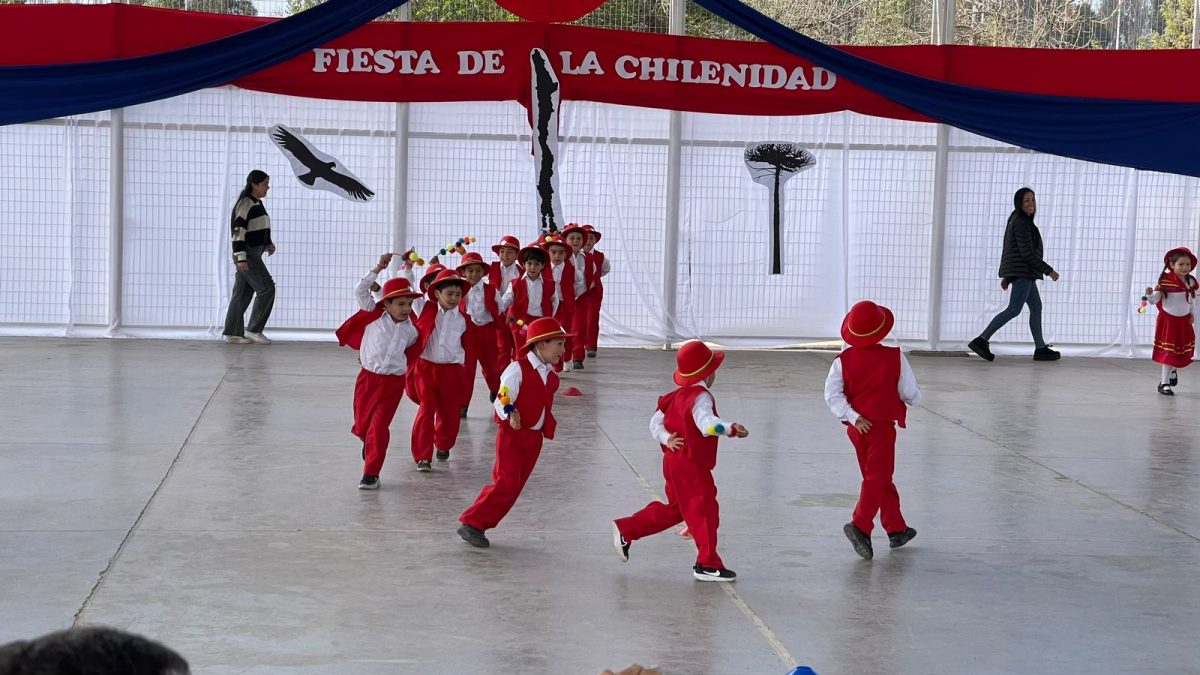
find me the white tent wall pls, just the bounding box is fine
[1,86,1198,354]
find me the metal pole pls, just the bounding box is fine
[661,0,685,343]
[926,0,955,350]
[393,3,412,255]
[108,108,124,334]
[1192,0,1198,49]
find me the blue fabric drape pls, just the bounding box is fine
[693,0,1200,178]
[0,0,409,126]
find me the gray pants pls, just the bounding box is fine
[223,246,275,336]
[979,277,1045,349]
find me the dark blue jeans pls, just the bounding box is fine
[979,278,1045,348]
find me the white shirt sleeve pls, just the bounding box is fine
[691,390,731,437]
[356,271,379,311]
[649,410,671,446]
[500,282,516,314]
[898,352,922,406]
[573,260,586,298]
[493,361,523,420]
[824,358,860,424]
[600,256,611,276]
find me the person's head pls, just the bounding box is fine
[562,224,587,254]
[378,278,421,322]
[1164,247,1197,277]
[492,235,521,266]
[419,264,448,294]
[583,225,602,252]
[673,340,725,387]
[0,626,190,675]
[239,170,270,201]
[840,300,894,348]
[456,252,488,286]
[1013,187,1035,218]
[519,246,547,278]
[544,237,571,264]
[428,270,467,309]
[521,317,571,364]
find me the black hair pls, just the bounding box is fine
[237,170,269,203]
[520,248,547,264]
[0,626,190,675]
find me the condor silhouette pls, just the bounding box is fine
[269,124,375,202]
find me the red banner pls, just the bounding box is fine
[4,4,1200,122]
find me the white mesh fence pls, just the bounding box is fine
[1,87,1197,354]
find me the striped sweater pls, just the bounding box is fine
[230,196,272,263]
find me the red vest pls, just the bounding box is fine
[546,260,576,319]
[488,261,518,295]
[498,356,560,440]
[508,276,553,324]
[659,385,720,470]
[590,250,605,292]
[337,309,423,366]
[838,345,907,428]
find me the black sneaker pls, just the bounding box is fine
[460,406,469,418]
[692,564,736,582]
[416,460,432,472]
[435,450,450,462]
[489,390,498,403]
[1170,369,1179,386]
[1158,383,1175,396]
[1033,346,1061,361]
[611,522,630,562]
[967,337,995,362]
[843,523,873,560]
[358,475,380,490]
[586,350,597,358]
[457,524,490,548]
[888,527,917,549]
[573,360,585,370]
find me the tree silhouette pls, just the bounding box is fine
[744,142,816,275]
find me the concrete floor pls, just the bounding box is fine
[1,338,1198,674]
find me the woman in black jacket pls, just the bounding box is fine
[968,187,1061,362]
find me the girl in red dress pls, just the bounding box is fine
[1145,247,1198,396]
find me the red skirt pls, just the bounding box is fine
[1152,312,1195,368]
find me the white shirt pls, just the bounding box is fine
[1146,284,1197,318]
[465,282,495,326]
[553,259,587,299]
[648,381,731,446]
[493,350,555,430]
[355,271,419,376]
[823,351,922,424]
[501,274,559,317]
[497,261,521,295]
[410,296,466,364]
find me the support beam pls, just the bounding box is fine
[926,0,955,349]
[661,0,686,343]
[108,108,124,334]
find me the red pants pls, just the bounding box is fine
[497,320,517,370]
[410,360,467,462]
[615,450,723,569]
[553,308,574,371]
[848,422,907,535]
[464,323,503,404]
[570,292,592,362]
[351,369,407,476]
[585,287,603,352]
[460,425,544,530]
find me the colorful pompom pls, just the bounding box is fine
[707,423,726,436]
[503,404,516,414]
[417,258,426,266]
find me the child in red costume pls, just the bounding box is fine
[407,269,470,471]
[457,251,505,416]
[541,234,583,373]
[611,340,749,582]
[502,245,558,349]
[457,317,570,548]
[335,252,422,490]
[1144,246,1198,396]
[581,225,610,360]
[824,300,921,560]
[489,235,523,367]
[562,224,592,370]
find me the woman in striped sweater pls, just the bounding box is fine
[223,170,276,344]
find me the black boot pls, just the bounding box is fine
[843,523,873,560]
[1033,345,1061,361]
[457,524,490,548]
[967,337,995,362]
[888,527,917,549]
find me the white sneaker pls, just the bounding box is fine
[563,360,574,372]
[244,331,272,344]
[611,522,629,563]
[223,335,251,344]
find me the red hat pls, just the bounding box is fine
[426,269,468,300]
[562,223,588,244]
[521,317,573,353]
[419,263,447,293]
[1165,247,1198,269]
[491,235,521,254]
[541,234,573,255]
[673,340,725,386]
[840,301,895,347]
[456,251,488,273]
[518,245,548,264]
[583,224,602,242]
[377,277,421,308]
